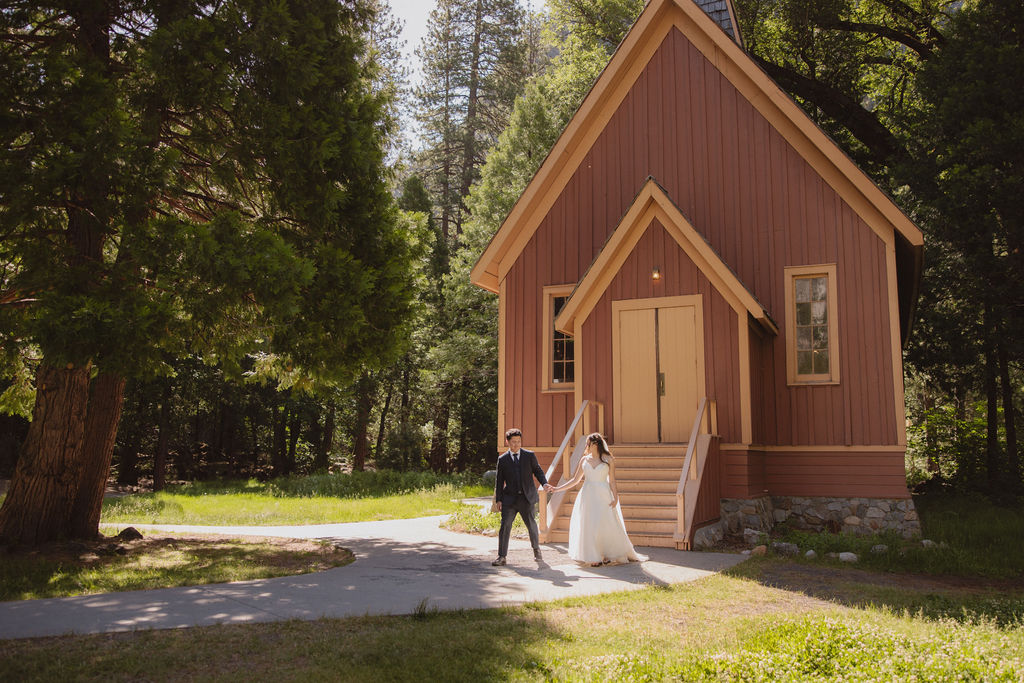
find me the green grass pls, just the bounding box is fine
[441,502,527,535]
[0,534,354,601]
[2,563,1022,681]
[101,471,492,526]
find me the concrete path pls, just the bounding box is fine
[0,517,746,640]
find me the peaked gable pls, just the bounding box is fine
[471,0,923,295]
[555,178,777,336]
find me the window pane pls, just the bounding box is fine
[796,302,811,326]
[553,296,567,316]
[797,327,812,351]
[811,301,827,324]
[553,364,564,383]
[811,277,827,302]
[813,350,830,374]
[554,342,564,361]
[812,325,829,350]
[797,350,813,375]
[565,340,574,361]
[795,278,811,303]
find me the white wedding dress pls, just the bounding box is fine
[568,458,647,564]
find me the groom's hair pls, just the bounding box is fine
[505,428,522,441]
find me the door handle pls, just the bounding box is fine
[658,372,666,396]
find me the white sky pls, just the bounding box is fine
[388,0,438,87]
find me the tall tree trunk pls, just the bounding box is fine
[984,307,1001,490]
[459,0,484,220]
[315,402,336,473]
[70,371,126,538]
[352,373,374,472]
[430,397,450,473]
[116,426,141,486]
[0,363,91,545]
[998,339,1020,489]
[153,380,172,492]
[375,380,393,463]
[921,385,939,473]
[286,410,301,475]
[272,402,288,478]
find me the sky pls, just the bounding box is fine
[388,0,438,87]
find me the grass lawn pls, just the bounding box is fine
[2,558,1021,681]
[0,533,354,601]
[101,472,492,526]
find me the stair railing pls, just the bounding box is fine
[674,397,717,550]
[538,400,601,540]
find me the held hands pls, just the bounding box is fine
[543,483,555,493]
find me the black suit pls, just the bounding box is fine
[494,448,547,558]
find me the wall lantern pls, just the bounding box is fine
[652,266,661,281]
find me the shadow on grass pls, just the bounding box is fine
[726,557,1024,627]
[0,606,569,681]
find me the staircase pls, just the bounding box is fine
[545,444,687,548]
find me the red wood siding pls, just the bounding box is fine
[764,450,911,498]
[502,26,901,457]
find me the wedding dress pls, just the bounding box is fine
[568,457,647,564]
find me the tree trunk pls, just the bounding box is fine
[272,402,288,478]
[315,402,335,473]
[375,379,393,463]
[116,427,141,486]
[70,371,126,538]
[984,312,1001,490]
[430,397,450,473]
[998,339,1020,489]
[0,363,91,545]
[286,409,300,475]
[153,380,172,491]
[352,374,374,472]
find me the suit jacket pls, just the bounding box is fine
[494,448,547,506]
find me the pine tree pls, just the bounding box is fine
[0,0,414,544]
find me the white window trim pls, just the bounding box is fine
[784,264,840,386]
[542,284,576,392]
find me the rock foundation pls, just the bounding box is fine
[716,495,922,540]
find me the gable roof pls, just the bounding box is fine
[470,0,924,295]
[555,177,778,336]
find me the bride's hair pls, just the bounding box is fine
[587,433,612,464]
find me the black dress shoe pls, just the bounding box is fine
[534,549,543,560]
[491,556,506,566]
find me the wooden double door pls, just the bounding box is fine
[613,296,705,443]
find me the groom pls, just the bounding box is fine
[492,428,553,566]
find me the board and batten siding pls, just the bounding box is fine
[499,25,903,492]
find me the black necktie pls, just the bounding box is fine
[512,453,521,493]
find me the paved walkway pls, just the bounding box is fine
[0,517,746,640]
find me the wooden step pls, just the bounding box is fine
[619,492,676,506]
[545,529,679,548]
[617,479,678,493]
[614,467,682,480]
[613,454,686,468]
[620,503,676,520]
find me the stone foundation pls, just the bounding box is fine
[720,496,774,535]
[694,495,921,549]
[771,496,921,539]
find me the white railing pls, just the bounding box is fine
[674,398,717,550]
[538,400,603,540]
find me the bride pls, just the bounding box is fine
[551,432,647,566]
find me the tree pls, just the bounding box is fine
[415,0,528,239]
[0,0,414,544]
[908,0,1024,490]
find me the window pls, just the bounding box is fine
[543,285,575,391]
[784,264,839,385]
